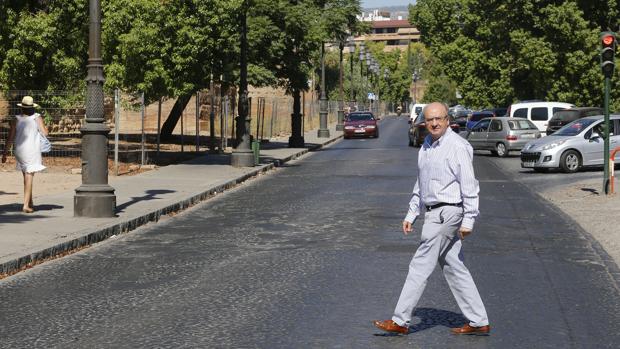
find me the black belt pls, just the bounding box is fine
[425,202,462,211]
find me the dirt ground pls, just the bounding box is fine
[0,157,83,205]
[540,178,620,266]
[0,152,196,205]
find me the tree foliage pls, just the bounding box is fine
[410,0,620,110]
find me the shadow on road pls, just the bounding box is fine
[373,308,468,336]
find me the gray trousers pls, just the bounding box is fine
[392,206,489,327]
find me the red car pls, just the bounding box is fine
[344,112,379,139]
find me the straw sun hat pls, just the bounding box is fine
[17,96,39,108]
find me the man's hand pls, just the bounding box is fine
[402,220,413,235]
[458,227,472,240]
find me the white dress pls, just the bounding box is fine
[14,113,46,173]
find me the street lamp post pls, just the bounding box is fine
[347,39,355,110]
[359,44,365,108]
[412,69,420,103]
[365,52,372,112]
[317,41,330,138]
[383,67,389,115]
[231,0,254,167]
[74,0,116,217]
[336,41,345,131]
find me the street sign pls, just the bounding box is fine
[368,92,376,100]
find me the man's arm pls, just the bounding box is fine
[452,144,479,233]
[403,179,420,234]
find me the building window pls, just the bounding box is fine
[386,28,396,33]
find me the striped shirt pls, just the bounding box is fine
[405,127,480,230]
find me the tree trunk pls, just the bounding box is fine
[160,94,193,141]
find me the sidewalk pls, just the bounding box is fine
[0,126,342,278]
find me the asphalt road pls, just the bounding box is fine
[1,116,619,348]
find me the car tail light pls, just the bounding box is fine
[506,135,518,141]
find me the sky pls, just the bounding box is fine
[361,0,414,8]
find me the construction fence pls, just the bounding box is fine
[0,90,371,172]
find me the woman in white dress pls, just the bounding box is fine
[2,96,48,213]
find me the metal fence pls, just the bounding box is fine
[1,89,350,173]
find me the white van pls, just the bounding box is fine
[507,101,574,135]
[409,103,427,123]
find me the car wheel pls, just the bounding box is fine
[560,150,581,173]
[495,142,508,157]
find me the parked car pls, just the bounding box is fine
[409,103,427,124]
[482,107,508,117]
[466,117,541,157]
[466,111,494,130]
[343,112,379,139]
[520,114,620,173]
[408,111,460,147]
[507,101,574,135]
[451,109,470,131]
[546,107,604,135]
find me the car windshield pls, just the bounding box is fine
[553,118,597,136]
[553,110,580,122]
[508,119,537,130]
[348,113,373,121]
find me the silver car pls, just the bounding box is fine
[466,117,541,157]
[520,115,620,173]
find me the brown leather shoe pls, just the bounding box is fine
[450,323,490,335]
[372,320,409,335]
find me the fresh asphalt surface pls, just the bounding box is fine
[1,116,619,348]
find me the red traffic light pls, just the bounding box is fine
[602,35,615,46]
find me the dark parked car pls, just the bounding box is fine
[466,111,494,130]
[453,109,472,130]
[545,107,604,135]
[482,107,508,117]
[408,111,460,147]
[343,112,379,138]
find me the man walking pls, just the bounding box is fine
[373,102,490,336]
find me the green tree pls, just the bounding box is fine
[410,0,620,110]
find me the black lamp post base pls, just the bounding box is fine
[231,150,255,167]
[74,186,116,217]
[288,135,305,148]
[317,129,330,138]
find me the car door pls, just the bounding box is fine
[581,122,605,165]
[486,119,503,150]
[467,119,491,149]
[612,119,620,161]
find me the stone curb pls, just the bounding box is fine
[0,134,342,279]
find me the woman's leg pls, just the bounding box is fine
[23,172,34,212]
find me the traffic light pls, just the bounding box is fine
[600,32,616,78]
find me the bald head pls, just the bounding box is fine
[423,102,450,141]
[424,102,449,118]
